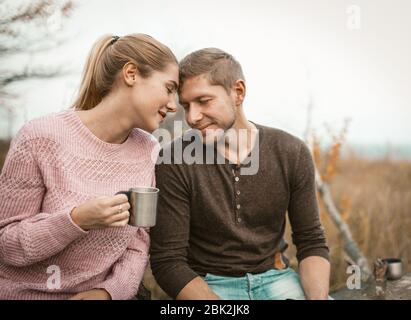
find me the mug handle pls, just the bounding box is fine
[115,190,131,202]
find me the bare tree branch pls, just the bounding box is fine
[0,0,74,54]
[0,0,74,106]
[0,69,62,87]
[0,36,69,56]
[0,0,52,25]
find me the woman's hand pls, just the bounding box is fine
[69,289,111,300]
[70,194,130,231]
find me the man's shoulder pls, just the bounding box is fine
[256,123,306,152]
[256,123,314,178]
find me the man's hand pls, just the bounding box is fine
[176,277,221,300]
[69,289,111,300]
[299,256,330,300]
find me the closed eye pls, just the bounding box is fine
[198,99,211,105]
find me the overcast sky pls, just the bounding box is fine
[2,0,411,147]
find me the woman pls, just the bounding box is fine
[0,33,178,299]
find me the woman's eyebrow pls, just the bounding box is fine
[167,80,178,91]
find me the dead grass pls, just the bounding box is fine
[285,154,411,291]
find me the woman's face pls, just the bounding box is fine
[127,63,179,133]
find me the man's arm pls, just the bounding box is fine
[150,152,220,299]
[299,256,330,300]
[287,142,331,299]
[176,277,221,300]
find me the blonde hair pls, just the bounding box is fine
[73,33,177,110]
[179,48,244,94]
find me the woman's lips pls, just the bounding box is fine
[158,111,166,121]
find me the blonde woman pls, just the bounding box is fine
[0,34,178,299]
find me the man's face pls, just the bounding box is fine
[179,74,236,144]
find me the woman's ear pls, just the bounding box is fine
[123,62,138,86]
[233,79,246,106]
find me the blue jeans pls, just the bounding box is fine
[204,268,307,300]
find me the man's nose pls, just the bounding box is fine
[186,105,203,125]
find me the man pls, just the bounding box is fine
[150,48,330,300]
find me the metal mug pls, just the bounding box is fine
[383,258,403,280]
[116,187,159,227]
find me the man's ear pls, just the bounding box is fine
[232,79,246,106]
[122,62,138,86]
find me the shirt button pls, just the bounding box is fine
[235,177,240,182]
[237,217,242,223]
[237,191,241,195]
[236,204,241,209]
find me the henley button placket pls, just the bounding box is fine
[232,167,242,224]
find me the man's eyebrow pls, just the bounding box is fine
[179,95,213,105]
[195,95,213,101]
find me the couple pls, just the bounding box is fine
[0,33,330,300]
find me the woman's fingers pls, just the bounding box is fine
[109,217,129,228]
[106,202,131,216]
[107,194,129,206]
[107,210,130,225]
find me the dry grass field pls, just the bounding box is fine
[284,136,411,292]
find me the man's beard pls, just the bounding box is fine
[201,116,236,145]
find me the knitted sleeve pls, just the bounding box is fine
[0,124,87,267]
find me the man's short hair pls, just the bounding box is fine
[179,48,245,94]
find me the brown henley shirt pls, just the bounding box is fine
[150,123,329,298]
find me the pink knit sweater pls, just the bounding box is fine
[0,109,158,300]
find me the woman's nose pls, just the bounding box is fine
[166,97,177,113]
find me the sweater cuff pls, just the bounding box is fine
[98,277,140,300]
[98,282,126,300]
[48,210,88,245]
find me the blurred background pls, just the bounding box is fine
[0,0,410,296]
